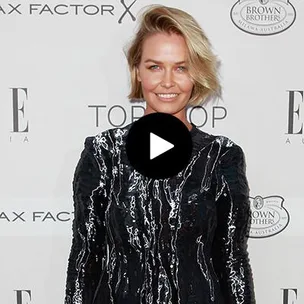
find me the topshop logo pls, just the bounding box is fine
[0,0,138,23]
[88,104,228,128]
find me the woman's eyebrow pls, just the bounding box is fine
[143,59,186,64]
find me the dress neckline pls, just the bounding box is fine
[190,122,198,136]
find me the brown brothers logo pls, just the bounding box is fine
[230,0,296,36]
[249,195,290,238]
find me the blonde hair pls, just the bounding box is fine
[125,4,220,106]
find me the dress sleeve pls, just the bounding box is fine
[212,144,256,304]
[64,137,109,304]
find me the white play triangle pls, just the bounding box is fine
[150,133,174,160]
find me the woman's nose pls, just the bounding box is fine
[161,70,175,88]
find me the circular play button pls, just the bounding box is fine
[126,112,193,179]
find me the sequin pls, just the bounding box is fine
[64,123,256,304]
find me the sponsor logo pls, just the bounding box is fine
[230,0,296,36]
[88,104,228,128]
[15,290,32,304]
[285,90,304,145]
[249,195,290,238]
[0,0,138,23]
[281,288,298,304]
[88,104,145,128]
[10,88,30,143]
[188,106,227,128]
[0,211,74,222]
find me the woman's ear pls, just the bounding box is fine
[136,67,141,82]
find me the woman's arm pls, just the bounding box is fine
[212,144,256,304]
[64,137,109,304]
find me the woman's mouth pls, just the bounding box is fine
[156,93,179,101]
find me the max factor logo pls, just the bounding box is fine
[0,211,74,222]
[249,195,290,238]
[230,0,296,36]
[118,0,137,24]
[0,1,138,23]
[15,290,31,304]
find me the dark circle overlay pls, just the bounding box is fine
[126,112,193,179]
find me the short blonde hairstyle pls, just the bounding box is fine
[125,5,220,106]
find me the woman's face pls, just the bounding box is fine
[136,32,194,119]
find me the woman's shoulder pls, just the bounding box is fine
[191,125,245,158]
[84,122,245,160]
[83,123,132,152]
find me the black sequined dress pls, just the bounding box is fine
[64,122,256,304]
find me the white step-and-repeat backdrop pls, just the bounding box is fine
[0,0,303,303]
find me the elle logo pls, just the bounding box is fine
[15,290,31,304]
[282,288,297,304]
[9,87,30,143]
[286,90,303,135]
[285,90,304,144]
[11,88,29,133]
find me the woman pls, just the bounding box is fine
[64,5,256,304]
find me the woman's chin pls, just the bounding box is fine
[145,104,184,116]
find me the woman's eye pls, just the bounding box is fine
[148,65,159,70]
[147,65,187,71]
[177,66,187,72]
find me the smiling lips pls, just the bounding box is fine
[156,93,179,100]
